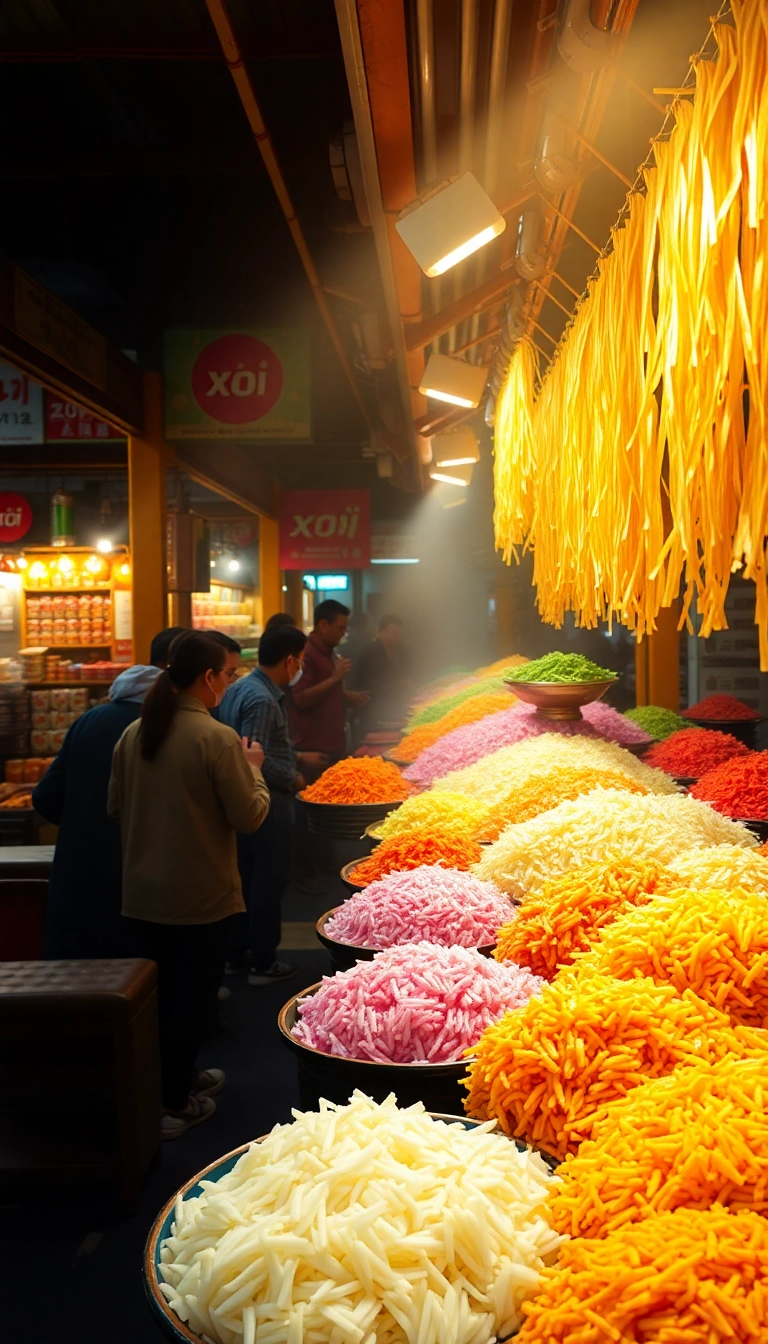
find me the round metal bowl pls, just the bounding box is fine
[624,740,653,758]
[504,677,616,721]
[316,906,496,973]
[364,821,385,844]
[384,751,409,766]
[297,794,405,839]
[737,817,768,843]
[340,859,367,892]
[145,1112,487,1343]
[673,775,698,789]
[279,982,475,1113]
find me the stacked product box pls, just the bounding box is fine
[29,687,91,754]
[26,592,112,647]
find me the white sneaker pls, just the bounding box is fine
[248,960,298,986]
[191,1067,226,1098]
[161,1093,216,1140]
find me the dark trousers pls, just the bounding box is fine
[230,789,294,972]
[127,916,231,1110]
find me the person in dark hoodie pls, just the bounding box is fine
[32,627,185,959]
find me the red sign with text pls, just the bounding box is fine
[0,491,32,542]
[279,490,370,570]
[45,396,121,442]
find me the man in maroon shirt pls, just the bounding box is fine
[287,599,369,766]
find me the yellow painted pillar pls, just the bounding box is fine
[635,602,681,709]
[258,514,282,630]
[128,372,168,662]
[284,571,305,626]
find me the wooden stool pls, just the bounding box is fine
[0,959,161,1212]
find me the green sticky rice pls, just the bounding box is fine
[508,652,617,684]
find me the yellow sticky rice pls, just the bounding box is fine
[431,734,677,804]
[473,789,755,900]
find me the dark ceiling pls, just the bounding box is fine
[0,0,389,488]
[0,0,720,511]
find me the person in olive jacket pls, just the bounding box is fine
[108,630,269,1138]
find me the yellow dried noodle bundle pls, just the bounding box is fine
[463,970,764,1160]
[493,6,768,666]
[516,1206,768,1343]
[550,1058,768,1240]
[493,341,538,562]
[574,885,768,1028]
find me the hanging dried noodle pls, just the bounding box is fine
[492,8,768,666]
[493,340,538,562]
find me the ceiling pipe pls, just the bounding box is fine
[522,0,640,358]
[415,0,439,186]
[335,0,426,477]
[459,0,481,355]
[484,0,513,197]
[458,0,479,175]
[557,0,621,74]
[203,0,374,433]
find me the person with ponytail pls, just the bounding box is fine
[108,630,270,1139]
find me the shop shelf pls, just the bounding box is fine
[22,679,117,688]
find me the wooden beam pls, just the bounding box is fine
[552,112,633,188]
[128,373,167,663]
[177,443,278,518]
[453,323,503,355]
[0,254,143,434]
[405,273,516,352]
[543,199,603,254]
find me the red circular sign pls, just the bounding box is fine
[0,492,32,542]
[191,334,284,425]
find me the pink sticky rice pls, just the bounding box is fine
[291,941,542,1063]
[404,700,651,785]
[325,865,512,950]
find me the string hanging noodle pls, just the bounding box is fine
[491,3,768,668]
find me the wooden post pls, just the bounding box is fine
[258,515,282,630]
[128,373,168,662]
[635,603,681,709]
[284,571,305,626]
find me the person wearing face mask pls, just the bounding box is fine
[218,623,320,984]
[108,630,270,1139]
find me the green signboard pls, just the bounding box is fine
[164,327,311,440]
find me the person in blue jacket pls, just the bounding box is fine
[32,628,185,959]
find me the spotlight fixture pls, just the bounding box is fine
[96,538,113,554]
[228,559,240,573]
[419,353,488,409]
[429,462,474,487]
[395,172,505,278]
[432,427,480,468]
